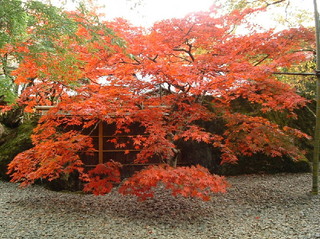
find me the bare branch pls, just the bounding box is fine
[262,0,287,7]
[253,54,270,66]
[305,104,316,118]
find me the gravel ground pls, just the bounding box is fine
[0,173,320,239]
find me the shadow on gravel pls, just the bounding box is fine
[6,173,316,225]
[8,185,218,225]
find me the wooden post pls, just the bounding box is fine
[312,0,320,195]
[98,122,104,164]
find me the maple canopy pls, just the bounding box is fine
[5,4,315,200]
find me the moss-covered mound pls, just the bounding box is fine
[218,154,310,176]
[179,140,310,176]
[0,117,37,180]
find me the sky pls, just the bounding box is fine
[102,0,313,26]
[101,0,218,26]
[55,0,315,28]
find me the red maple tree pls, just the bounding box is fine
[7,6,315,201]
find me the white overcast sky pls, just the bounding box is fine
[103,0,313,26]
[56,0,314,28]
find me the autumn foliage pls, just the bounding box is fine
[83,162,122,195]
[118,165,228,201]
[5,3,315,200]
[8,131,94,186]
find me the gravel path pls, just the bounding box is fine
[0,173,320,239]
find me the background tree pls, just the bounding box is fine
[0,0,120,107]
[0,0,74,104]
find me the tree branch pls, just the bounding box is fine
[273,72,316,76]
[262,0,287,7]
[147,54,158,62]
[305,104,316,118]
[169,53,192,63]
[253,54,270,66]
[173,43,195,62]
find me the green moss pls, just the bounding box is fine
[0,117,37,180]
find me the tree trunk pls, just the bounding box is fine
[312,0,320,195]
[167,148,180,168]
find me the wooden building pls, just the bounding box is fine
[35,106,163,177]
